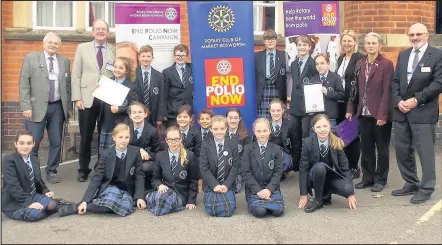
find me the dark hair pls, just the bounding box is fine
[311,114,344,150]
[198,108,214,119]
[177,104,193,117]
[15,131,34,142]
[263,29,277,40]
[173,44,189,55]
[128,101,149,115]
[314,53,330,64]
[225,108,248,140]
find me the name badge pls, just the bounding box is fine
[48,73,58,80]
[105,62,114,71]
[421,67,431,73]
[65,73,68,78]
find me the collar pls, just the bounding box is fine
[258,142,268,149]
[320,72,329,78]
[214,138,225,146]
[141,66,152,74]
[116,76,126,84]
[272,120,282,128]
[181,127,189,136]
[298,55,308,63]
[176,63,186,70]
[168,150,179,159]
[318,138,329,147]
[413,42,428,54]
[44,50,56,60]
[266,49,276,56]
[94,40,107,49]
[22,155,31,164]
[229,129,237,135]
[115,147,128,159]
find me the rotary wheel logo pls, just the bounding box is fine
[216,60,232,75]
[208,5,235,32]
[325,4,332,12]
[165,8,178,20]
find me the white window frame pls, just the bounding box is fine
[253,1,279,36]
[32,1,76,31]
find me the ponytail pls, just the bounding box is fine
[179,146,187,166]
[329,132,344,151]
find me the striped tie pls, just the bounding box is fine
[143,71,150,109]
[217,144,225,182]
[171,155,177,176]
[181,67,187,87]
[26,161,36,196]
[202,129,208,141]
[412,49,420,71]
[269,53,275,81]
[274,125,281,137]
[260,145,266,161]
[298,60,303,79]
[230,132,235,139]
[320,144,328,157]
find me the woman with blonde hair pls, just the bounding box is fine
[298,114,357,213]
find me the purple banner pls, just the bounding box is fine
[115,3,180,24]
[283,1,339,36]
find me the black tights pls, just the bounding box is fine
[86,203,113,213]
[250,207,283,218]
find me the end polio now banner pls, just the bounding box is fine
[115,3,181,72]
[188,1,256,129]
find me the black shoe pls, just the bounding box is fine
[323,198,332,206]
[410,192,430,204]
[58,204,77,217]
[371,183,385,192]
[355,181,373,189]
[305,200,323,213]
[281,172,287,181]
[391,186,418,196]
[77,173,88,182]
[351,168,361,179]
[46,172,60,184]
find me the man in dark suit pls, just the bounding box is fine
[163,44,193,128]
[135,45,166,129]
[391,23,442,204]
[19,32,71,184]
[255,29,287,119]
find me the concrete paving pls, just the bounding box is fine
[1,147,441,244]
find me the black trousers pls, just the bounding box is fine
[337,102,361,170]
[394,121,436,196]
[310,163,354,203]
[359,116,392,185]
[78,98,102,175]
[291,114,312,171]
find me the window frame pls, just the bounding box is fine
[32,1,77,31]
[253,1,279,36]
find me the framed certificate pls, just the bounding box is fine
[303,84,325,113]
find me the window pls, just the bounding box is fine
[437,1,442,34]
[86,1,116,31]
[253,1,278,35]
[32,1,76,30]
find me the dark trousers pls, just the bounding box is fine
[142,160,155,189]
[166,118,178,128]
[250,207,283,218]
[78,98,102,175]
[337,102,361,170]
[310,163,354,203]
[359,116,392,185]
[292,114,312,171]
[394,121,436,196]
[24,101,65,174]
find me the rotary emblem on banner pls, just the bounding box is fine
[165,7,178,20]
[208,5,235,32]
[216,60,232,75]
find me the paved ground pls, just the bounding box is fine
[1,147,441,244]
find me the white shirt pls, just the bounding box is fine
[407,42,428,84]
[44,51,60,101]
[337,57,349,90]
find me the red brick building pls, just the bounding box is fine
[1,1,441,151]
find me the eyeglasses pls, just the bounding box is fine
[408,33,427,37]
[166,138,181,143]
[264,38,276,41]
[174,55,187,59]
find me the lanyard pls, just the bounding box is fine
[365,59,373,83]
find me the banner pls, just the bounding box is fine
[188,1,256,129]
[115,3,181,72]
[283,1,340,74]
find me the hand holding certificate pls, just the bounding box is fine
[92,76,130,106]
[303,84,325,113]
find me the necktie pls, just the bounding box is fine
[181,132,186,143]
[298,60,303,79]
[181,67,187,87]
[48,57,55,102]
[217,143,225,182]
[320,144,328,157]
[121,153,125,160]
[269,53,275,81]
[26,161,36,196]
[274,125,281,136]
[230,132,235,139]
[260,145,266,161]
[134,129,139,139]
[171,155,177,176]
[320,75,326,83]
[412,49,420,71]
[97,46,103,70]
[143,71,150,109]
[202,129,208,141]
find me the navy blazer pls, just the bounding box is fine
[199,139,240,192]
[310,72,345,119]
[337,52,365,100]
[82,145,145,203]
[152,150,199,205]
[1,152,50,212]
[255,49,287,106]
[240,142,283,196]
[299,134,353,196]
[225,130,253,158]
[163,63,194,119]
[391,45,442,124]
[128,119,160,161]
[135,66,166,124]
[196,126,214,142]
[290,56,319,116]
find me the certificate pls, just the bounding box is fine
[303,84,325,113]
[92,76,130,106]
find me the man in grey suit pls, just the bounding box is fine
[19,32,72,184]
[391,23,442,204]
[72,19,116,182]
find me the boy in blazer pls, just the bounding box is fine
[199,116,240,217]
[241,118,285,218]
[58,124,146,217]
[147,126,199,216]
[135,45,166,129]
[163,44,194,128]
[2,131,61,221]
[196,108,215,142]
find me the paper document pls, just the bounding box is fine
[303,84,325,113]
[92,76,130,106]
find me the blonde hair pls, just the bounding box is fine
[211,115,227,128]
[253,118,271,131]
[166,126,188,166]
[112,123,130,137]
[311,114,344,150]
[115,56,136,82]
[340,30,358,54]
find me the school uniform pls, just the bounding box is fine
[98,76,137,155]
[2,152,57,221]
[241,141,285,218]
[226,128,253,193]
[163,63,194,127]
[196,126,214,142]
[268,118,297,173]
[81,145,145,216]
[299,134,354,212]
[147,150,199,216]
[199,138,240,217]
[135,66,166,126]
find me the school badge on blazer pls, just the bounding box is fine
[189,77,193,84]
[237,144,243,153]
[179,170,188,179]
[228,157,233,166]
[280,68,285,76]
[303,77,310,84]
[130,167,135,175]
[268,160,275,170]
[153,87,159,95]
[122,99,128,106]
